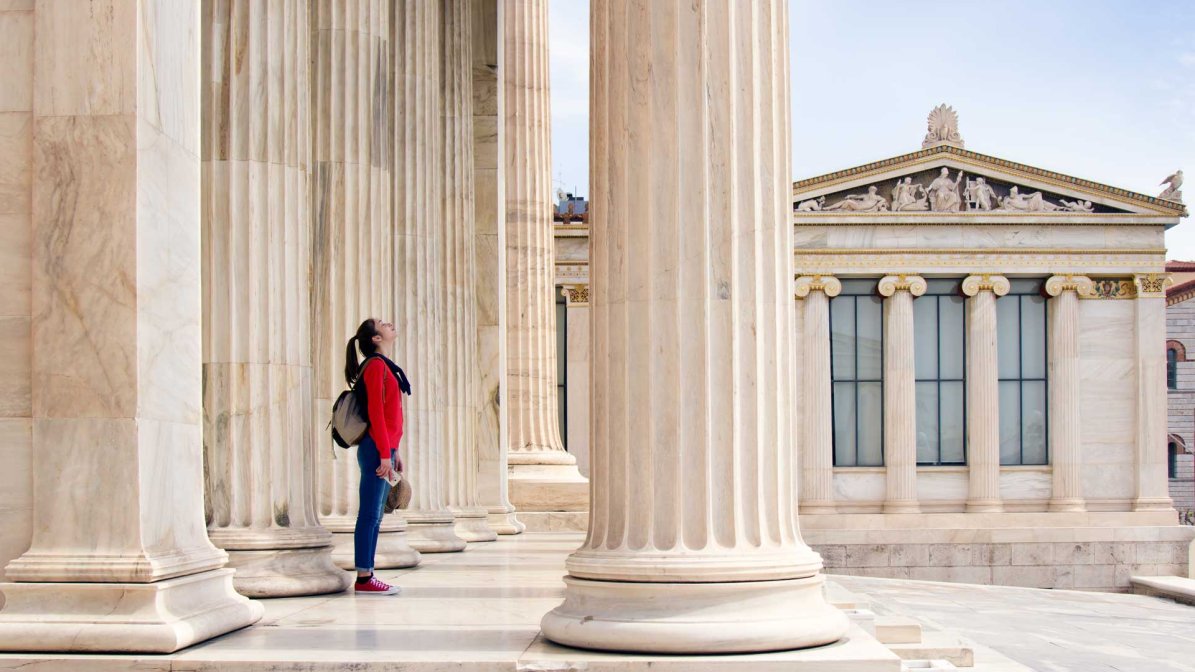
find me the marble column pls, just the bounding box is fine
[394,0,466,553]
[200,0,350,599]
[795,276,840,515]
[562,285,591,478]
[541,0,847,653]
[0,0,262,652]
[963,274,1009,513]
[1045,275,1092,512]
[1132,273,1174,511]
[472,0,523,534]
[442,0,497,543]
[503,0,589,513]
[310,0,420,570]
[879,275,926,514]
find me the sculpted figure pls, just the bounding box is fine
[796,196,825,212]
[999,186,1061,212]
[925,168,963,212]
[891,177,928,211]
[963,177,998,211]
[1160,170,1184,203]
[1059,198,1094,212]
[823,185,889,212]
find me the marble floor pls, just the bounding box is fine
[0,532,1189,671]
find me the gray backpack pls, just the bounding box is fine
[329,356,381,448]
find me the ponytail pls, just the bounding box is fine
[344,319,381,385]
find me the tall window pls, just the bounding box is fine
[1167,347,1178,389]
[1169,442,1180,479]
[996,278,1048,465]
[555,286,567,449]
[914,279,967,465]
[830,279,883,466]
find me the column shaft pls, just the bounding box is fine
[310,0,419,570]
[394,0,465,552]
[541,0,846,653]
[880,276,925,513]
[795,277,839,514]
[963,275,1009,513]
[1046,276,1090,512]
[0,0,261,652]
[503,0,588,512]
[442,0,496,543]
[1133,274,1173,511]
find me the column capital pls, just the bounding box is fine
[794,275,842,299]
[561,283,589,306]
[878,274,927,298]
[1045,274,1093,297]
[962,274,1010,297]
[1132,273,1172,298]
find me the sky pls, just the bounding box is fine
[548,0,1195,258]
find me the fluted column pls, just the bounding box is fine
[311,0,420,570]
[963,274,1009,513]
[201,0,349,597]
[0,0,261,651]
[471,0,523,534]
[1045,275,1091,512]
[795,276,840,514]
[541,0,847,653]
[1132,273,1174,511]
[442,0,496,543]
[394,0,466,553]
[880,275,926,513]
[503,0,589,512]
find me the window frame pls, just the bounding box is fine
[996,279,1049,466]
[829,279,885,467]
[913,278,968,466]
[1167,347,1178,390]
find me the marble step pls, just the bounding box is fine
[901,661,957,671]
[887,631,974,668]
[877,616,923,644]
[1130,575,1195,606]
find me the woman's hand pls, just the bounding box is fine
[376,457,397,481]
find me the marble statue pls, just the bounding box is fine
[963,177,998,211]
[823,186,889,212]
[922,104,965,149]
[891,177,928,211]
[1059,198,1095,212]
[926,168,964,212]
[1160,170,1184,203]
[797,196,825,212]
[999,185,1061,212]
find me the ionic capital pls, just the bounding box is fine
[1132,273,1172,298]
[561,284,590,306]
[961,274,1010,297]
[1044,274,1093,297]
[794,275,842,299]
[878,274,927,298]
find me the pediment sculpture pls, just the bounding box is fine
[1160,170,1184,203]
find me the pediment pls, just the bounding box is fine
[792,145,1187,220]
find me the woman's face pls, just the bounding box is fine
[373,319,397,345]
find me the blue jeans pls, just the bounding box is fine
[354,436,392,572]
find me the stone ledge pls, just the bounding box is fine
[1130,575,1195,605]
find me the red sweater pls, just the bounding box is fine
[362,358,403,459]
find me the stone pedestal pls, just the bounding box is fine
[880,275,926,514]
[1133,273,1174,512]
[1046,275,1091,512]
[796,276,840,515]
[562,286,592,478]
[541,0,846,654]
[503,0,588,513]
[963,275,1009,513]
[0,0,260,652]
[394,0,465,553]
[310,0,420,570]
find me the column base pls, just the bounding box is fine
[540,574,848,654]
[0,568,262,653]
[451,507,499,543]
[330,530,422,570]
[508,463,589,512]
[799,501,837,515]
[1048,498,1087,512]
[965,499,1003,513]
[487,507,526,535]
[882,500,920,514]
[405,511,467,553]
[224,545,352,598]
[1133,497,1175,512]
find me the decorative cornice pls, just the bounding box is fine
[1044,275,1093,297]
[560,284,589,306]
[791,145,1187,217]
[961,274,1010,297]
[794,275,842,299]
[878,274,927,297]
[1133,273,1173,298]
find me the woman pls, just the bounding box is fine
[344,318,409,595]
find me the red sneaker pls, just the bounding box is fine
[354,576,400,596]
